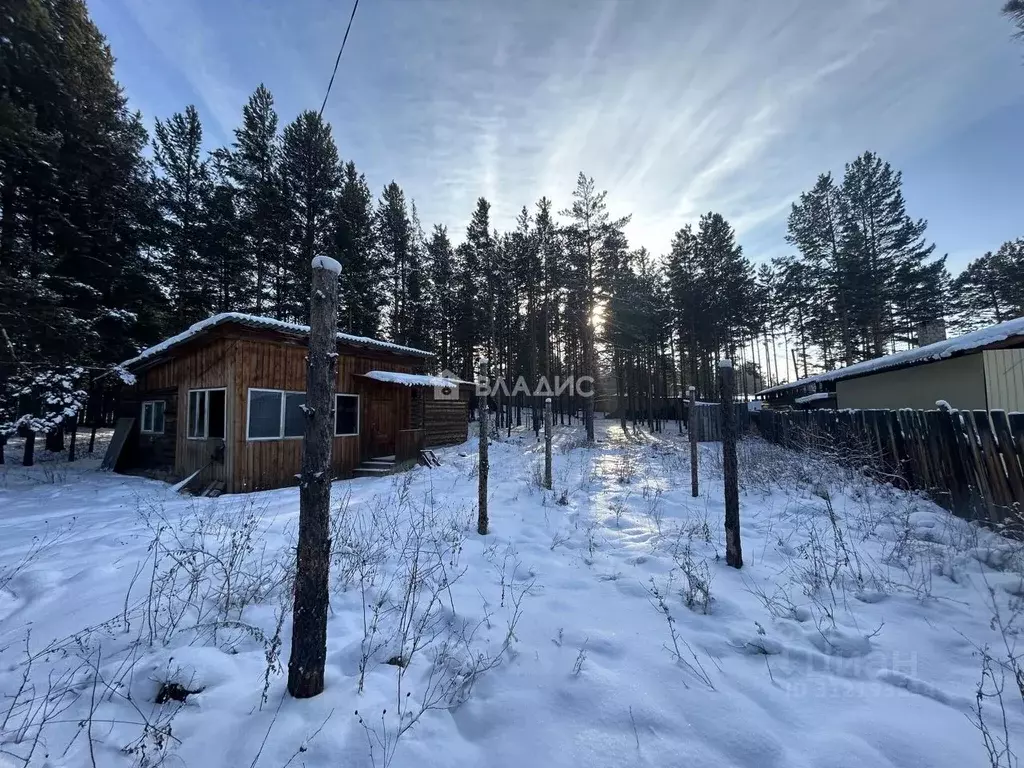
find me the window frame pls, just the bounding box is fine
[140,400,165,435]
[246,388,307,442]
[334,393,360,437]
[187,388,227,441]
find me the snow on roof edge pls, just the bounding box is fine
[121,313,433,369]
[794,392,835,404]
[756,316,1024,397]
[361,371,472,388]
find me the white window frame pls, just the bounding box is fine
[246,388,307,442]
[187,388,227,440]
[334,393,360,437]
[140,400,165,434]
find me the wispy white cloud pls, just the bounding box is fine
[99,0,1024,261]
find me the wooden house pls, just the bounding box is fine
[113,313,470,493]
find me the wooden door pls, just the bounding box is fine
[364,390,397,458]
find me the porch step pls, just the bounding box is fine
[353,458,397,478]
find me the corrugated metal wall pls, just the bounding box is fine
[984,350,1024,412]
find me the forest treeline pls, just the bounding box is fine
[2,0,1022,435]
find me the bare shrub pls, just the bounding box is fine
[134,495,292,649]
[559,433,589,454]
[572,641,588,676]
[644,575,715,690]
[0,517,78,593]
[356,545,532,768]
[671,543,713,614]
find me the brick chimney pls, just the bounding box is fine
[916,319,946,347]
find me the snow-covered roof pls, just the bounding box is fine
[361,371,472,388]
[122,313,433,369]
[794,392,835,405]
[757,315,1024,397]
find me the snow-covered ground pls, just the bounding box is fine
[2,421,1022,768]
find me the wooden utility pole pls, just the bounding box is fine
[688,385,698,498]
[544,396,553,490]
[477,359,489,535]
[719,359,742,569]
[288,255,341,699]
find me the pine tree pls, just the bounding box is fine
[840,151,941,356]
[153,105,213,326]
[694,212,752,356]
[332,161,383,336]
[1,0,164,445]
[204,150,246,312]
[561,174,630,441]
[451,198,493,379]
[786,173,855,365]
[534,197,562,385]
[375,182,412,343]
[280,110,339,322]
[227,85,288,315]
[406,202,430,350]
[666,225,701,390]
[665,215,753,396]
[466,198,496,361]
[784,152,947,368]
[994,239,1024,317]
[511,207,541,392]
[773,256,816,378]
[426,225,456,372]
[1006,0,1024,38]
[453,241,480,379]
[952,240,1024,329]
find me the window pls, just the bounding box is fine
[247,389,308,440]
[140,401,165,434]
[283,393,306,437]
[188,389,226,439]
[335,394,359,436]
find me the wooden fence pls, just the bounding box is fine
[757,408,1024,526]
[688,402,750,442]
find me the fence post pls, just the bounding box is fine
[544,396,553,490]
[67,411,79,462]
[688,385,698,497]
[478,359,490,535]
[720,359,742,568]
[288,254,341,699]
[23,431,35,467]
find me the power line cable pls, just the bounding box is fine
[318,0,361,118]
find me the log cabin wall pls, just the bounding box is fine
[228,333,420,492]
[160,338,233,488]
[121,324,428,493]
[125,337,235,485]
[422,386,471,447]
[117,385,177,473]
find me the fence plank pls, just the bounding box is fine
[992,410,1024,513]
[937,407,971,517]
[961,411,997,522]
[951,410,985,520]
[757,405,1024,527]
[974,411,1014,519]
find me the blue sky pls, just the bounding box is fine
[91,0,1024,273]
